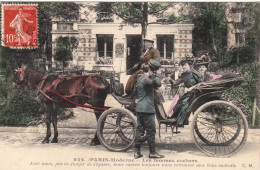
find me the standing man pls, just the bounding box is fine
[134,59,165,159]
[125,37,161,96]
[170,62,182,97]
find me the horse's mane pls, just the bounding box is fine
[25,69,45,88]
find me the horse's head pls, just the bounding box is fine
[13,65,28,87]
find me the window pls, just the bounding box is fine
[96,34,113,64]
[57,23,73,31]
[96,12,114,23]
[156,35,174,60]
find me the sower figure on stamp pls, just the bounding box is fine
[134,59,165,159]
[10,8,33,45]
[125,37,161,97]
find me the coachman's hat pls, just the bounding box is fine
[148,59,161,70]
[143,36,154,43]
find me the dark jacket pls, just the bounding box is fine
[136,73,163,113]
[173,70,202,88]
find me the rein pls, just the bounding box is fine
[44,90,110,111]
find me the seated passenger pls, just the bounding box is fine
[195,55,222,81]
[167,57,203,125]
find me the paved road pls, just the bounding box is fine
[0,95,259,170]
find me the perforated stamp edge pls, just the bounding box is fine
[1,3,39,49]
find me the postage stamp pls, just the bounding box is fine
[1,4,38,49]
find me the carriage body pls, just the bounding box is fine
[97,74,248,157]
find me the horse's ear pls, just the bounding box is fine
[21,65,27,70]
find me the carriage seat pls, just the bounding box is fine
[112,93,133,106]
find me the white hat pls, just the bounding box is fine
[143,36,154,43]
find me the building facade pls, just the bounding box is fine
[51,4,194,74]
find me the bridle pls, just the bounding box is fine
[14,68,27,86]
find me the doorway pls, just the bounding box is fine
[126,35,142,75]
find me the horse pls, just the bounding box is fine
[12,65,109,144]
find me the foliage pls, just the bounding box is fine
[190,3,227,60]
[0,83,41,125]
[38,2,81,60]
[221,42,255,66]
[92,2,178,38]
[53,36,78,71]
[190,2,258,65]
[96,57,113,65]
[223,63,259,124]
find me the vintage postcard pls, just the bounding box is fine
[0,1,259,170]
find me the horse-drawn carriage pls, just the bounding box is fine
[97,72,248,157]
[13,67,248,157]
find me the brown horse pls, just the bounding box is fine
[13,65,109,144]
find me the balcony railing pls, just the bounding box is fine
[96,12,114,23]
[57,23,73,31]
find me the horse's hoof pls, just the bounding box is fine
[42,139,49,144]
[90,139,101,146]
[51,138,58,143]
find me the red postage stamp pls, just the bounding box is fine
[1,4,38,49]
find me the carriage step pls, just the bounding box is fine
[160,118,176,124]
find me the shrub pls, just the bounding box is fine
[0,87,41,125]
[223,63,259,125]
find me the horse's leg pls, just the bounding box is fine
[51,105,58,143]
[91,109,103,146]
[90,97,107,146]
[42,103,51,143]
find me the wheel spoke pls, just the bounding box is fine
[192,101,248,157]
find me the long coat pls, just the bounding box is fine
[125,47,160,95]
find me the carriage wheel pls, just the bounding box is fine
[97,107,137,152]
[191,100,248,157]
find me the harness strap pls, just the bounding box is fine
[39,90,57,103]
[45,90,110,111]
[37,75,48,91]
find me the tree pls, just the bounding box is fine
[38,2,81,65]
[90,2,179,49]
[187,3,227,61]
[187,2,257,64]
[53,36,78,73]
[225,2,237,50]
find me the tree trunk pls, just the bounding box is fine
[226,3,237,50]
[211,22,217,53]
[255,3,260,125]
[141,2,148,52]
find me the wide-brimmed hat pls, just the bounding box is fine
[180,56,194,66]
[194,55,209,68]
[143,36,154,43]
[195,61,209,67]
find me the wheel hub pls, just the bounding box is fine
[215,123,223,133]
